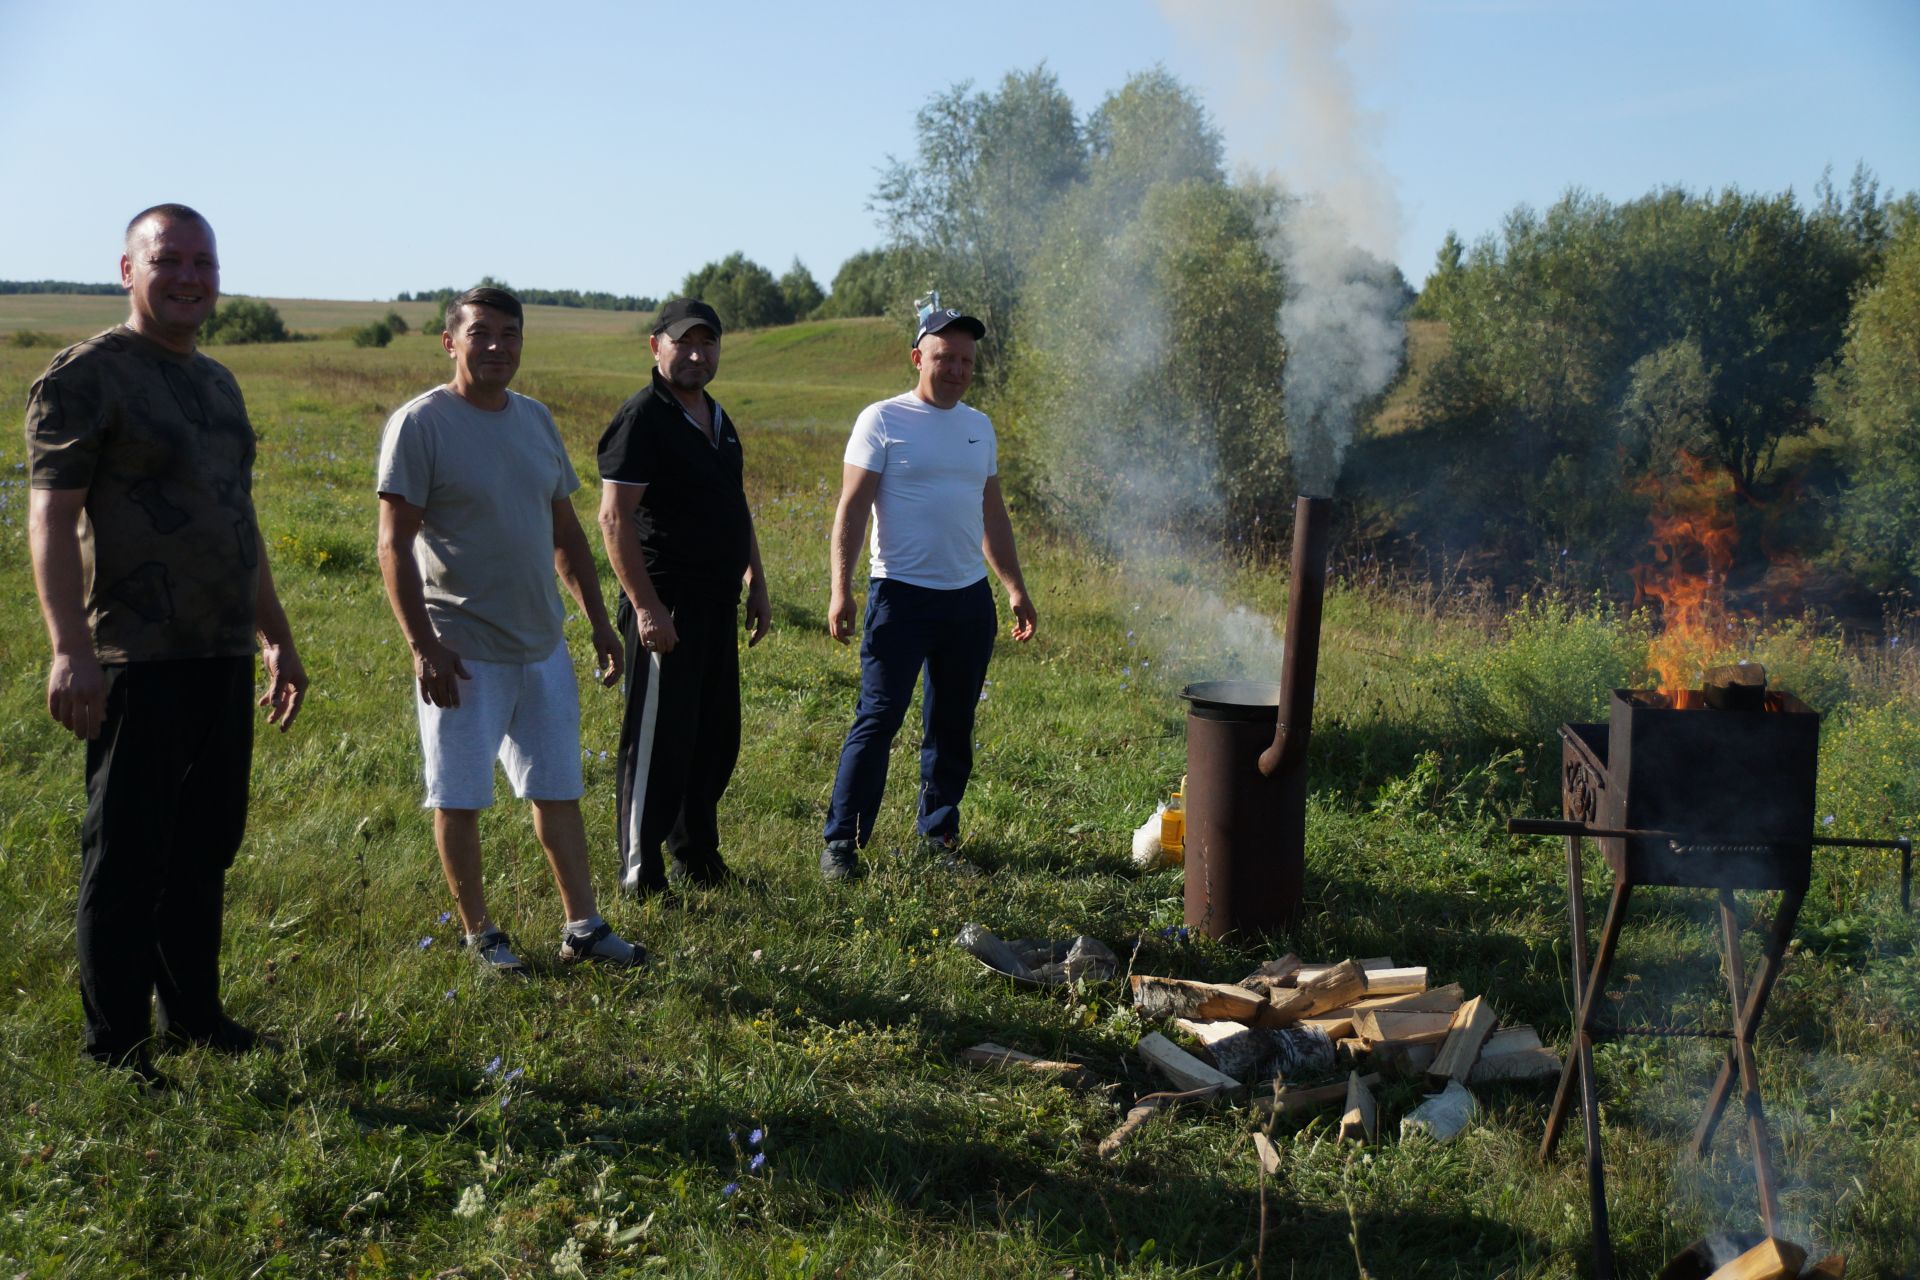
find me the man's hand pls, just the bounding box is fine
[1008,588,1037,642]
[412,637,471,707]
[827,588,858,645]
[591,620,624,687]
[636,605,679,656]
[47,650,107,740]
[745,581,771,648]
[259,641,309,730]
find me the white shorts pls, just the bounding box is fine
[416,642,584,809]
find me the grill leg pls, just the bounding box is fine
[1542,834,1627,1280]
[1690,886,1804,1166]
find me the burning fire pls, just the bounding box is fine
[1631,455,1740,695]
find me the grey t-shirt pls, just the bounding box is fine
[375,386,579,663]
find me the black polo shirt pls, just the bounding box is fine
[597,370,752,592]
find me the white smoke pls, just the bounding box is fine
[1160,0,1408,495]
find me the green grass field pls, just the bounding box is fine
[1,302,1915,1278]
[0,294,647,340]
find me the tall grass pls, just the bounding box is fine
[0,318,1914,1277]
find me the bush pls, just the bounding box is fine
[1816,701,1920,912]
[351,321,393,349]
[201,297,290,345]
[1424,596,1646,744]
[382,310,410,337]
[8,329,64,348]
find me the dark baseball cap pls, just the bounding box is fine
[652,298,724,339]
[913,306,985,347]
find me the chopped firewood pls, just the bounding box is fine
[1428,996,1497,1083]
[1131,975,1265,1022]
[1467,1047,1562,1085]
[1294,957,1393,983]
[1704,1237,1807,1280]
[1251,1131,1282,1176]
[1348,983,1465,1014]
[1361,966,1428,996]
[1804,1255,1846,1278]
[1260,958,1367,1026]
[1338,1071,1377,1143]
[1173,1019,1275,1082]
[1240,953,1302,991]
[1098,1084,1227,1159]
[1373,1039,1438,1078]
[1252,1072,1382,1118]
[1138,1031,1243,1094]
[1477,1025,1543,1058]
[1354,1009,1454,1044]
[959,1042,1099,1089]
[1400,1079,1475,1142]
[1299,1014,1355,1040]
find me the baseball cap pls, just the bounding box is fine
[913,305,985,348]
[652,298,724,339]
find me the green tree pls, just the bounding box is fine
[200,297,290,345]
[1409,230,1465,319]
[874,64,1084,375]
[383,309,410,337]
[778,259,825,322]
[676,253,792,330]
[1826,217,1920,589]
[817,248,905,319]
[351,320,393,348]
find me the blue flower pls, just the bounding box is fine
[748,1128,764,1146]
[503,1067,524,1084]
[750,1152,766,1170]
[1823,814,1835,827]
[722,1181,741,1197]
[483,1055,502,1075]
[437,911,452,924]
[417,936,434,950]
[443,989,457,1002]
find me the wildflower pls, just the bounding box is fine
[1122,667,1132,677]
[722,1181,741,1197]
[443,989,457,1002]
[748,1127,764,1146]
[750,1152,766,1171]
[438,911,452,924]
[599,750,608,760]
[453,1183,487,1218]
[417,936,434,950]
[503,1067,524,1084]
[483,1055,502,1075]
[978,690,988,701]
[1823,815,1836,827]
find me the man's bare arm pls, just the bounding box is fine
[377,493,469,707]
[552,496,622,686]
[828,463,883,644]
[595,481,679,654]
[982,475,1036,642]
[253,530,308,730]
[28,486,105,739]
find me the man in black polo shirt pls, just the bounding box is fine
[596,299,770,896]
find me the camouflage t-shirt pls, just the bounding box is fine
[25,325,260,662]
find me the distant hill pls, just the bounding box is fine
[1,280,120,295]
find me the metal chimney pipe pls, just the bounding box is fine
[1260,496,1333,778]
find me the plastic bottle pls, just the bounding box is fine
[1159,787,1185,862]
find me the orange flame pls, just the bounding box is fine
[1630,455,1739,696]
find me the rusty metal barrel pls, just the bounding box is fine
[1181,495,1332,937]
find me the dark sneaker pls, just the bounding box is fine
[626,874,680,906]
[91,1049,173,1092]
[917,836,984,879]
[464,927,530,977]
[819,839,862,882]
[163,1015,259,1054]
[559,922,648,968]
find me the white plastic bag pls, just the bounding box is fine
[1131,810,1166,868]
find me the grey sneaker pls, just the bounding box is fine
[819,839,862,881]
[464,927,530,976]
[559,921,648,968]
[917,836,984,878]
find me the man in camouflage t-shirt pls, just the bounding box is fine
[25,204,307,1086]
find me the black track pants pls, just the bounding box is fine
[78,657,253,1062]
[614,587,742,892]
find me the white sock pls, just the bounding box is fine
[565,915,604,937]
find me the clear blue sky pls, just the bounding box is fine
[2,0,1914,302]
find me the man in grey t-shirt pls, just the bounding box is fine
[376,286,643,973]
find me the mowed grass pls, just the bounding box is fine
[0,308,1916,1278]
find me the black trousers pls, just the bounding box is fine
[614,585,742,893]
[79,656,254,1062]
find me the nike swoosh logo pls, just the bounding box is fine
[967,438,980,444]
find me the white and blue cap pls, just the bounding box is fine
[913,303,986,348]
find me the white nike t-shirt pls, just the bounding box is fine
[843,391,996,590]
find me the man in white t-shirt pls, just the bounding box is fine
[376,286,644,973]
[820,304,1036,880]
